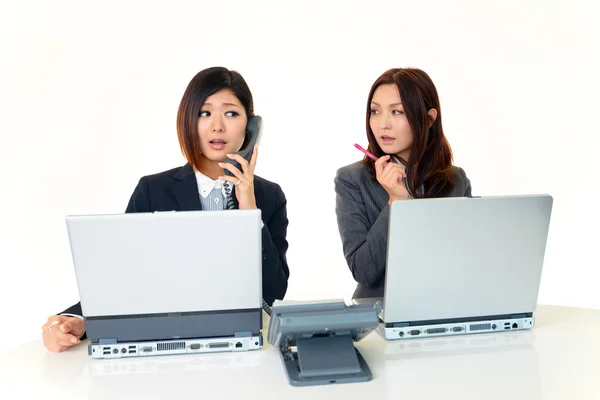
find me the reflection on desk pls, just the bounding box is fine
[383,329,534,358]
[86,349,263,376]
[374,330,542,400]
[84,350,267,399]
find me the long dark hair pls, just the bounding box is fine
[363,68,455,198]
[176,67,254,171]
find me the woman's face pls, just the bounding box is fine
[197,89,248,162]
[369,84,413,161]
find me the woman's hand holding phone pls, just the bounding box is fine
[219,145,258,210]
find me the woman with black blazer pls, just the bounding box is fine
[335,68,471,299]
[42,67,290,352]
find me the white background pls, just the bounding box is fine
[0,0,597,350]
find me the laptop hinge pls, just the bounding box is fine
[234,331,252,338]
[387,312,535,327]
[98,338,118,344]
[387,322,409,328]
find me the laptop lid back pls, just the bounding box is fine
[383,195,552,323]
[66,210,262,318]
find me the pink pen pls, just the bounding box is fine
[355,143,408,191]
[354,143,378,161]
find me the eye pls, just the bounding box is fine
[369,109,380,115]
[393,110,404,115]
[199,110,210,117]
[225,111,240,117]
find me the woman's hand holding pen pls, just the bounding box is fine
[354,143,409,203]
[374,155,409,204]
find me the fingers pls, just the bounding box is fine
[42,315,82,352]
[373,158,410,202]
[225,153,250,176]
[248,145,258,175]
[382,162,406,178]
[220,147,258,184]
[44,338,70,353]
[380,164,406,186]
[42,315,63,332]
[220,174,250,188]
[55,331,80,346]
[55,322,81,344]
[61,317,86,337]
[218,154,257,210]
[218,162,246,184]
[374,155,390,178]
[219,150,258,188]
[58,320,72,333]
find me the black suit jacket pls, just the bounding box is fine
[62,164,290,318]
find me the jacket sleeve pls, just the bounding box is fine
[260,183,290,305]
[125,177,151,213]
[460,167,472,196]
[334,168,389,288]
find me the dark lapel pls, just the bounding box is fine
[171,164,202,211]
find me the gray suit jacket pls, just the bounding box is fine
[334,161,472,299]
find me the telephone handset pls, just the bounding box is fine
[220,115,271,316]
[223,115,262,176]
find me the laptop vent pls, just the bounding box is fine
[157,341,185,351]
[470,323,491,331]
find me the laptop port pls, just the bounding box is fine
[190,343,202,350]
[409,330,421,336]
[452,327,464,332]
[208,342,230,349]
[505,326,510,330]
[425,328,447,334]
[121,348,127,354]
[140,346,153,352]
[512,323,518,329]
[399,331,404,337]
[235,342,243,348]
[112,348,119,354]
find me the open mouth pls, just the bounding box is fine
[209,139,227,150]
[380,135,395,144]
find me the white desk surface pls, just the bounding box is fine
[1,305,598,399]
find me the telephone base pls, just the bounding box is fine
[279,334,373,386]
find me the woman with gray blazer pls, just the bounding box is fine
[335,68,472,299]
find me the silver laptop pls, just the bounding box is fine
[65,210,263,358]
[379,195,553,340]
